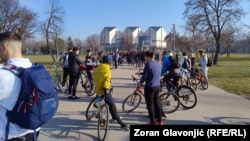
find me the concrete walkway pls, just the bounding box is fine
[38,63,250,141]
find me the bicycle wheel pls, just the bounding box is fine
[187,77,198,91]
[122,92,142,113]
[159,92,180,114]
[85,96,98,121]
[85,80,95,96]
[176,85,197,109]
[200,75,208,90]
[80,72,88,88]
[98,104,109,141]
[55,75,65,94]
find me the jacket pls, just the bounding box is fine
[68,52,84,75]
[161,54,171,76]
[93,63,111,95]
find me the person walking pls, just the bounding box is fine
[0,32,40,140]
[59,47,73,90]
[68,47,84,100]
[93,55,129,131]
[138,51,163,125]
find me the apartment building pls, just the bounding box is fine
[100,26,167,51]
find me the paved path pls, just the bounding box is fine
[38,64,250,141]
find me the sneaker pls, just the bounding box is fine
[72,96,79,100]
[68,96,72,99]
[120,125,129,131]
[109,119,117,123]
[154,120,164,125]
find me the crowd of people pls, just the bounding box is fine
[0,31,210,140]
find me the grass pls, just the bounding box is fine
[204,54,250,96]
[25,54,250,96]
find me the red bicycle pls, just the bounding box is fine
[122,75,180,114]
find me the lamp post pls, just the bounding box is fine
[173,24,176,54]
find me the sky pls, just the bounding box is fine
[20,0,250,40]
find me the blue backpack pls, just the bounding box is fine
[4,63,59,140]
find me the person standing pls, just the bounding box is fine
[198,49,208,81]
[68,47,84,100]
[138,51,163,125]
[59,47,73,90]
[93,55,129,131]
[0,32,40,140]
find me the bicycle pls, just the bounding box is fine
[85,88,113,141]
[79,66,95,96]
[122,75,180,114]
[187,68,208,90]
[52,64,68,94]
[161,75,197,109]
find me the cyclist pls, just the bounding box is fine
[93,55,129,131]
[85,49,96,91]
[198,49,208,81]
[162,53,181,90]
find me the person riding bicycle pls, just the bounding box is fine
[93,55,129,131]
[85,49,96,91]
[162,53,181,91]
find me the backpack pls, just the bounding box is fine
[169,56,180,68]
[182,58,190,69]
[63,53,69,67]
[203,55,213,67]
[207,58,213,67]
[4,63,59,140]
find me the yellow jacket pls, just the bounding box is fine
[93,63,111,95]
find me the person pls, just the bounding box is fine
[161,50,171,76]
[0,32,40,140]
[68,47,84,100]
[162,53,181,89]
[188,52,196,77]
[198,49,208,81]
[179,52,191,85]
[85,49,95,91]
[113,51,119,69]
[96,50,104,66]
[93,55,129,131]
[59,47,73,90]
[138,50,163,125]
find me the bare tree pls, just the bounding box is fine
[184,0,245,64]
[184,15,207,53]
[83,34,100,55]
[0,0,37,40]
[41,0,65,63]
[121,33,136,51]
[74,38,84,53]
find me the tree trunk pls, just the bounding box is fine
[213,40,220,65]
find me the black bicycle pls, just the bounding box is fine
[161,76,197,109]
[79,69,95,96]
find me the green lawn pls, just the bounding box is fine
[25,53,250,96]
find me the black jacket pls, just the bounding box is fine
[68,52,84,75]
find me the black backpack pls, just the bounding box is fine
[207,58,213,67]
[182,58,190,69]
[169,56,180,68]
